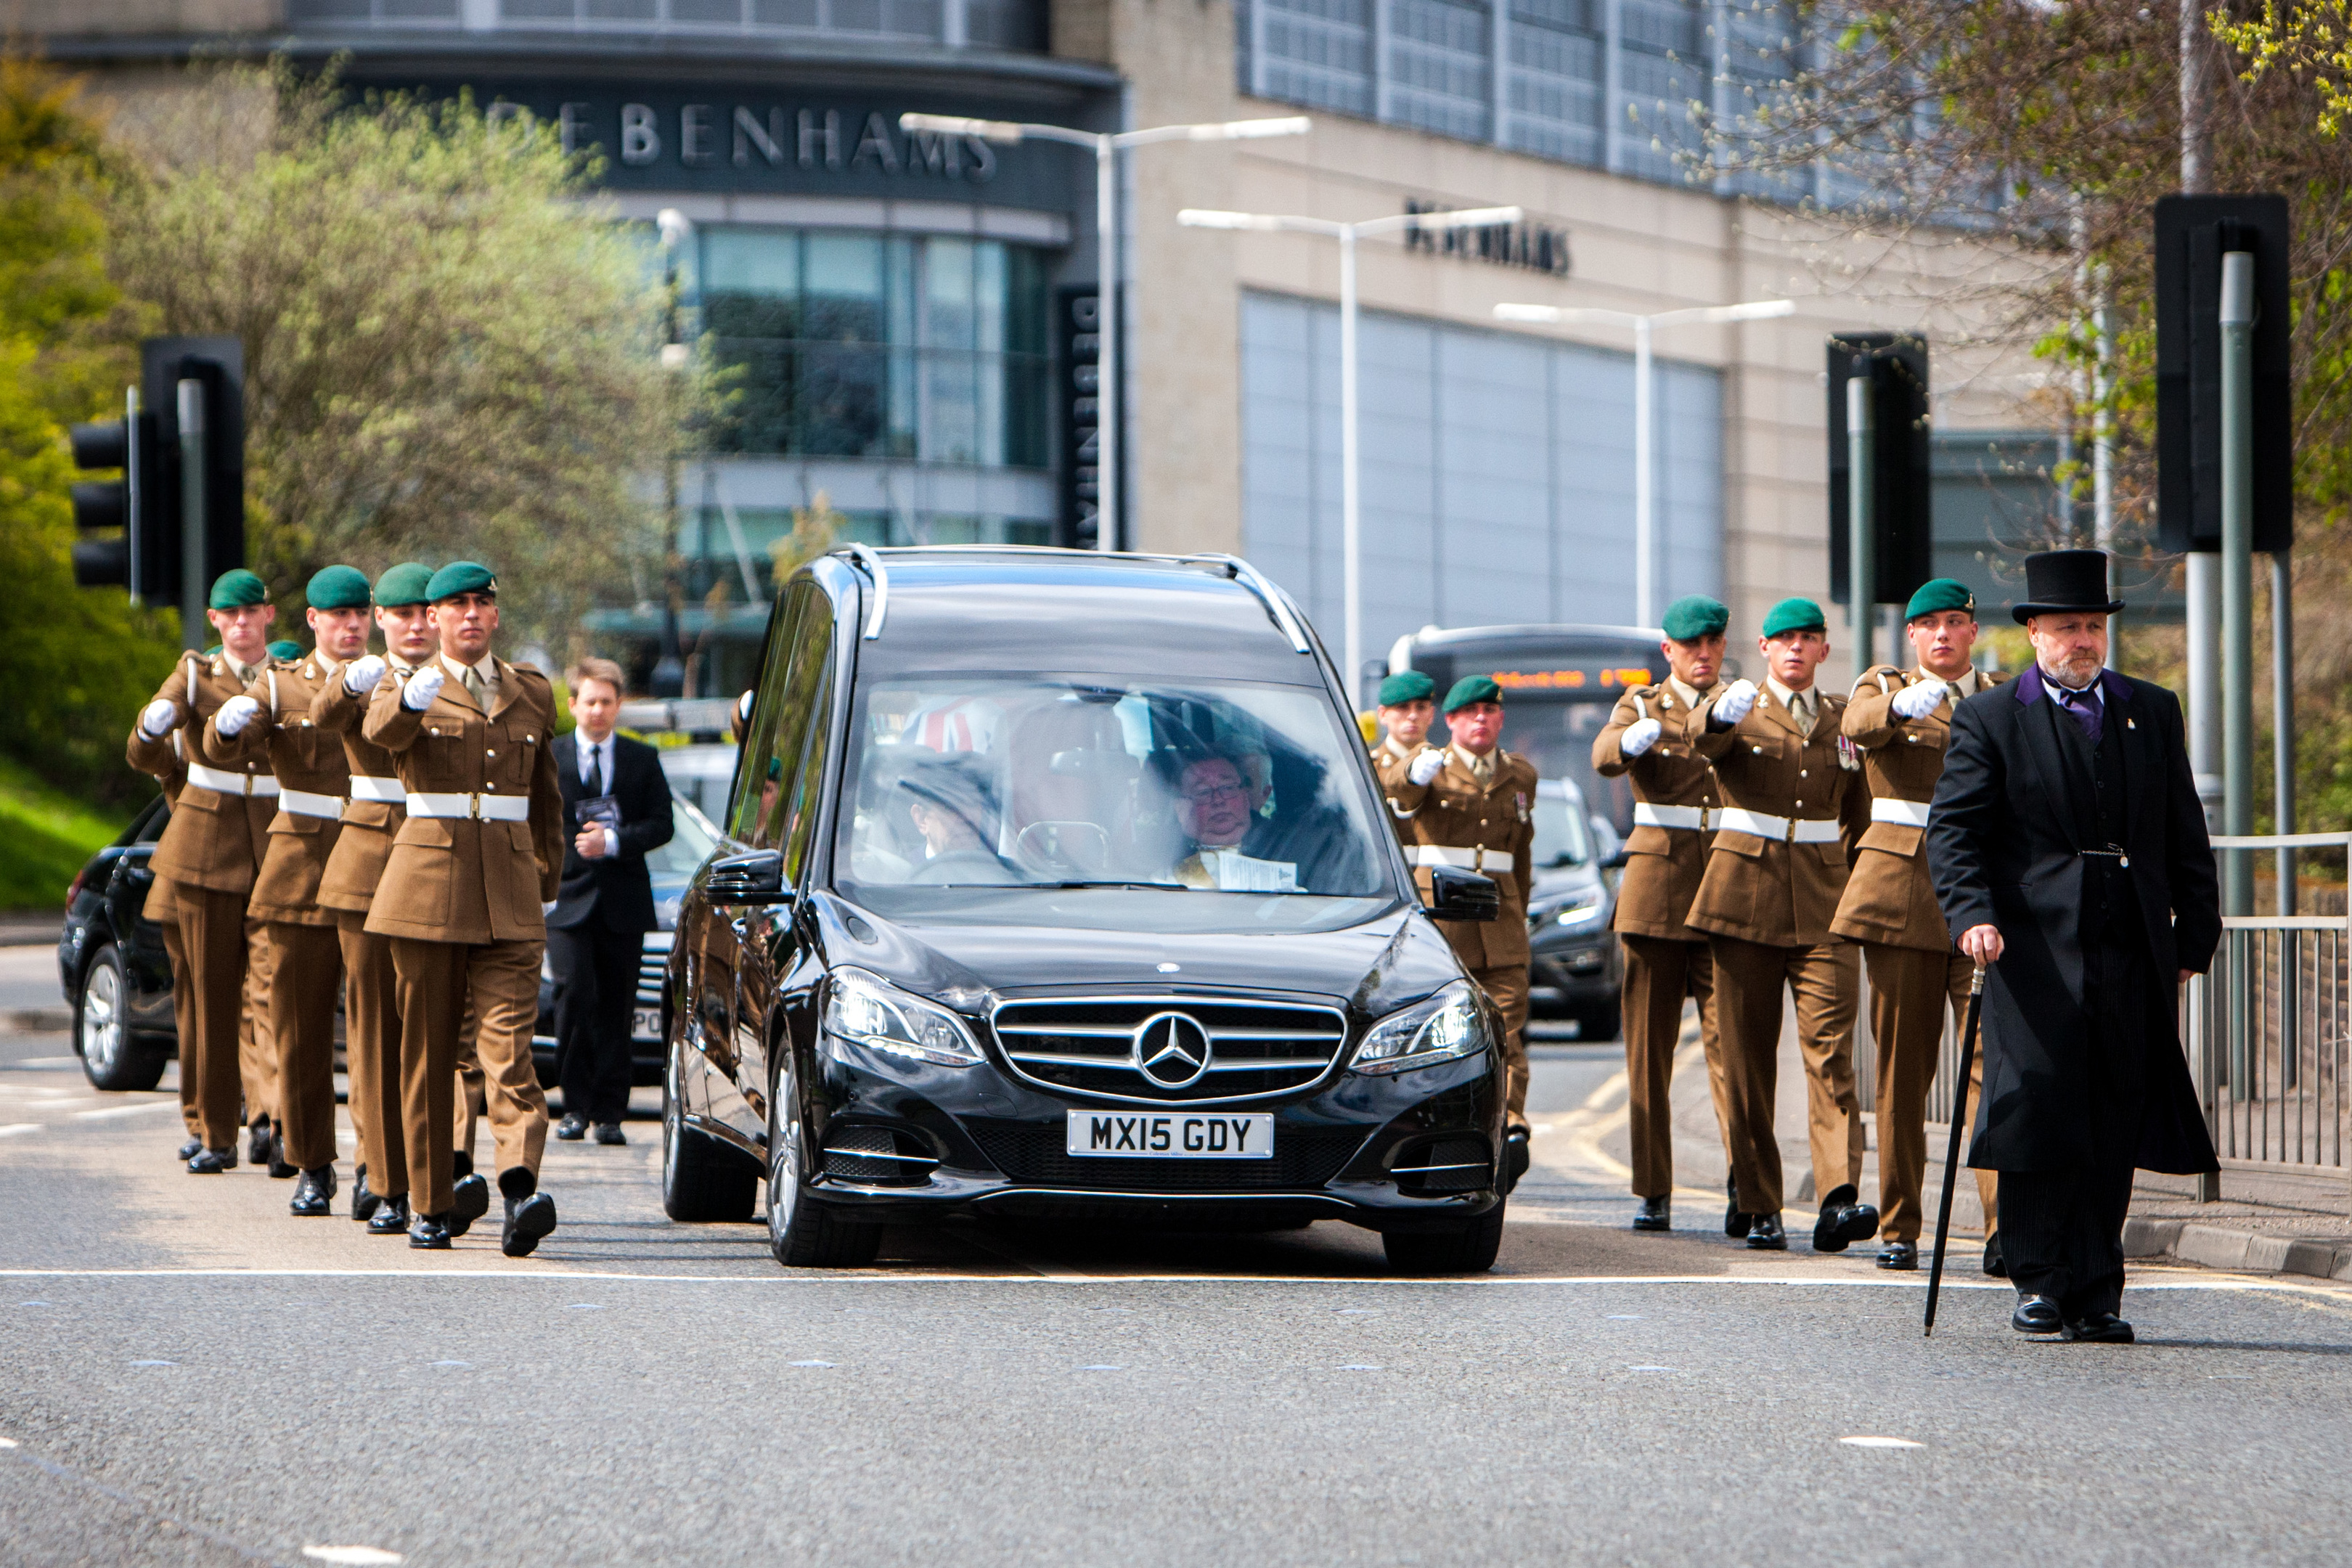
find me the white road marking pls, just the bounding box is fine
[1840,1436,1924,1449]
[788,1360,835,1368]
[127,1360,176,1367]
[1077,1364,1122,1371]
[1338,1363,1381,1370]
[0,1124,37,1138]
[301,1548,404,1565]
[10,1057,80,1067]
[0,1437,16,1447]
[73,1102,180,1120]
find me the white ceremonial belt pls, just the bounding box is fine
[1408,844,1512,871]
[1633,802,1706,831]
[279,788,344,820]
[1713,807,1840,844]
[347,775,405,804]
[187,762,279,798]
[1869,797,1933,828]
[405,791,530,822]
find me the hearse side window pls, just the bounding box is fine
[730,582,836,850]
[780,664,836,887]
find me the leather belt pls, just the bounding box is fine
[1408,844,1513,871]
[405,791,531,822]
[346,775,405,804]
[1633,802,1707,831]
[1869,797,1932,828]
[278,788,345,820]
[1714,807,1841,844]
[187,762,279,798]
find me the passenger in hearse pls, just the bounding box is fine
[899,754,1020,885]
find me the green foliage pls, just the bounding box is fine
[0,755,131,910]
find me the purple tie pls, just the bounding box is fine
[2052,682,2102,746]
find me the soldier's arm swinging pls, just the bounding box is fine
[362,668,430,752]
[1841,667,1906,748]
[126,658,195,779]
[1591,690,1648,777]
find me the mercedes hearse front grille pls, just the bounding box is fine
[989,995,1350,1105]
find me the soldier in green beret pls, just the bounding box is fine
[1370,670,1439,823]
[1592,594,1734,1231]
[1833,576,2006,1271]
[1384,673,1542,1185]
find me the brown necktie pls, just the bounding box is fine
[462,664,487,708]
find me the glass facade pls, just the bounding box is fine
[288,0,1049,51]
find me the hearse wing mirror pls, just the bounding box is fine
[705,849,788,905]
[1425,865,1500,923]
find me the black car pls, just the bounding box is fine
[661,547,1510,1273]
[57,796,176,1091]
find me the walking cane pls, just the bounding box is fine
[1924,961,1988,1338]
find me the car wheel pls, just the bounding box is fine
[660,1047,755,1222]
[1575,1000,1622,1042]
[1381,1201,1506,1275]
[765,1052,882,1270]
[76,943,166,1093]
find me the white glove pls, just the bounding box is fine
[1712,679,1759,725]
[139,699,181,740]
[214,695,263,737]
[402,663,446,711]
[1892,680,1945,721]
[1619,716,1663,757]
[1407,748,1445,786]
[343,654,388,697]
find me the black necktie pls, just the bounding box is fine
[586,743,605,799]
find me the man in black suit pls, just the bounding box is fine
[550,658,675,1146]
[1927,550,2220,1344]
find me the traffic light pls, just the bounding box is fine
[2155,194,2292,553]
[1826,332,1934,606]
[68,393,168,602]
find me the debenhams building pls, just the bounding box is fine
[39,0,2062,691]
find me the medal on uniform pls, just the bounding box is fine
[1515,791,1530,822]
[1837,735,1861,771]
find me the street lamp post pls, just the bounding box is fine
[902,112,1310,554]
[1179,205,1523,702]
[1495,298,1795,629]
[653,206,695,698]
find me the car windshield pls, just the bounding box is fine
[834,675,1393,905]
[1530,788,1593,870]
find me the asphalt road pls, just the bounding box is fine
[4,945,2350,1566]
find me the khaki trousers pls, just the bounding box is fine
[336,912,407,1198]
[1708,934,1863,1216]
[1471,963,1530,1126]
[265,923,342,1172]
[168,886,253,1150]
[239,918,277,1127]
[391,936,547,1217]
[1863,944,2001,1243]
[1621,934,1726,1199]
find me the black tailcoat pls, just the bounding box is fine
[550,732,675,935]
[1926,666,2220,1175]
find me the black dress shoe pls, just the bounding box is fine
[351,1167,380,1224]
[447,1173,491,1238]
[502,1192,558,1258]
[2062,1311,2135,1344]
[2012,1294,2064,1334]
[1746,1212,1788,1250]
[1983,1233,2008,1278]
[246,1117,273,1168]
[367,1193,412,1236]
[266,1129,298,1180]
[555,1114,589,1142]
[409,1211,452,1249]
[1725,1175,1752,1239]
[1810,1184,1882,1253]
[177,1136,203,1161]
[187,1146,235,1174]
[1633,1194,1671,1233]
[1876,1240,1918,1271]
[594,1122,629,1147]
[1500,1127,1530,1193]
[288,1166,336,1216]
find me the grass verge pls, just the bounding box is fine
[0,756,133,911]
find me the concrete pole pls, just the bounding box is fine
[1634,317,1654,628]
[2274,550,2296,913]
[1848,372,1874,686]
[2220,251,2255,920]
[1095,135,1119,551]
[1340,225,1362,707]
[176,378,207,652]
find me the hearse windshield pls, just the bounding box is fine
[834,675,1395,918]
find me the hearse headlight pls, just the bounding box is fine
[1352,980,1490,1076]
[822,968,984,1069]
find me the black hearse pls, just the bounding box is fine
[661,548,1508,1273]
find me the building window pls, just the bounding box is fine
[697,226,1050,468]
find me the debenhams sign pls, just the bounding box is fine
[374,82,1074,211]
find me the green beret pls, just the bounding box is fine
[1661,595,1730,642]
[267,640,302,660]
[1442,674,1503,713]
[1760,597,1827,640]
[375,562,433,608]
[208,569,269,610]
[426,560,497,602]
[305,564,372,611]
[1904,578,1977,621]
[1378,671,1436,707]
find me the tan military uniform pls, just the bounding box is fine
[126,651,282,1152]
[1593,677,1729,1200]
[1835,663,2006,1244]
[1681,680,1871,1217]
[363,655,563,1217]
[1381,744,1540,1125]
[219,654,351,1175]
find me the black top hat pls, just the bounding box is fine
[2012,549,2126,624]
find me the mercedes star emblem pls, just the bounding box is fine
[1131,1010,1213,1088]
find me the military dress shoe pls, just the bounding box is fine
[246,1117,273,1168]
[367,1193,412,1236]
[187,1146,237,1174]
[446,1173,491,1238]
[408,1211,452,1249]
[1633,1194,1671,1233]
[1810,1184,1882,1254]
[2012,1294,2064,1334]
[266,1130,298,1180]
[555,1114,589,1142]
[351,1166,380,1224]
[1876,1240,1919,1271]
[502,1193,559,1258]
[1725,1175,1753,1240]
[595,1122,629,1147]
[1746,1212,1788,1251]
[2062,1311,2134,1344]
[288,1165,337,1217]
[1983,1233,2008,1278]
[176,1136,203,1161]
